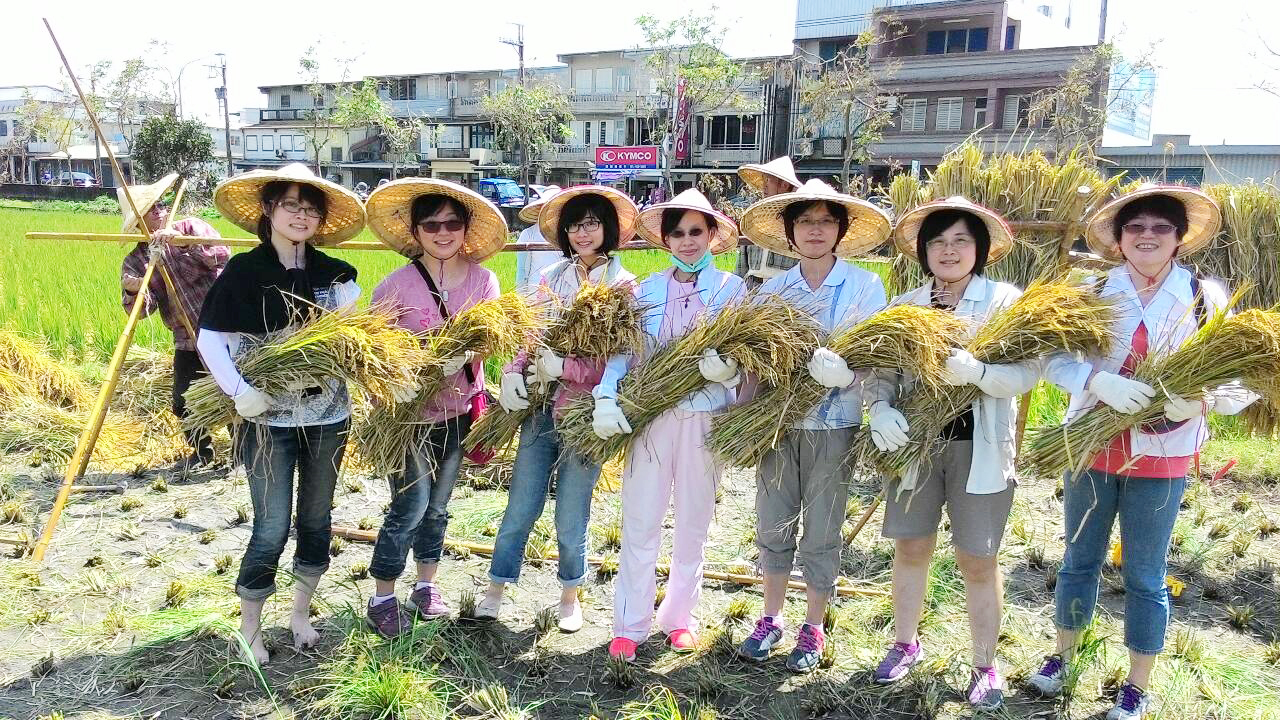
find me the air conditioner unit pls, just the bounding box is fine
[881,96,899,112]
[793,139,813,157]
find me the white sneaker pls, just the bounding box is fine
[1027,654,1066,697]
[1107,682,1151,720]
[558,598,583,633]
[474,592,501,621]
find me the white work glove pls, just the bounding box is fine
[807,347,857,389]
[942,348,985,387]
[591,397,632,440]
[148,240,168,265]
[1088,371,1156,415]
[233,386,271,419]
[441,353,469,376]
[527,347,565,386]
[391,380,421,404]
[499,372,530,412]
[697,348,740,385]
[1164,393,1213,423]
[868,401,911,452]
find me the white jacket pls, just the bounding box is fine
[896,275,1040,495]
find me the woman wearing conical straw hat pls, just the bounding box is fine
[512,186,564,291]
[360,178,505,638]
[733,179,892,673]
[477,186,638,631]
[866,198,1034,710]
[118,173,230,469]
[197,162,365,664]
[734,156,802,289]
[594,188,744,662]
[1029,186,1256,720]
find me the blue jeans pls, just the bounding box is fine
[369,414,471,581]
[1055,468,1186,655]
[489,407,601,587]
[235,419,349,600]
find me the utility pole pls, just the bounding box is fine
[89,73,102,185]
[215,54,233,177]
[501,23,525,86]
[1097,0,1108,44]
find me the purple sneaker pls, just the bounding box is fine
[406,582,449,619]
[967,666,1004,711]
[873,641,924,684]
[1107,682,1151,720]
[366,596,409,639]
[1027,654,1066,697]
[738,616,784,662]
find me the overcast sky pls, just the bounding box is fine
[6,0,1279,146]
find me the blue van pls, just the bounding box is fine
[478,178,527,208]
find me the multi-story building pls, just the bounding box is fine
[1101,134,1280,186]
[790,0,1101,182]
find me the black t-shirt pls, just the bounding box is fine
[198,242,357,335]
[932,298,974,442]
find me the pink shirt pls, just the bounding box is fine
[371,262,500,422]
[658,272,705,343]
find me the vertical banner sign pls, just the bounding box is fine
[674,77,690,163]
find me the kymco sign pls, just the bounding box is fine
[595,146,659,170]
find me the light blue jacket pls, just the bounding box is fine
[594,266,746,412]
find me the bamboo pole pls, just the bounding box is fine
[151,180,198,341]
[843,489,885,546]
[330,525,889,598]
[31,19,161,563]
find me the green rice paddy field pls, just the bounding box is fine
[1,205,1278,720]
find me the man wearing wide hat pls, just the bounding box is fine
[119,173,230,469]
[734,156,802,288]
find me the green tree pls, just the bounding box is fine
[18,90,76,181]
[1029,42,1156,154]
[482,82,573,197]
[131,113,215,181]
[795,31,899,190]
[332,78,421,180]
[636,7,758,188]
[298,44,357,177]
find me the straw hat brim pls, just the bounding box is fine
[119,173,179,233]
[518,198,548,225]
[537,186,638,248]
[892,200,1016,265]
[738,160,800,194]
[213,168,366,246]
[635,202,739,255]
[366,179,508,263]
[741,191,891,259]
[1085,186,1222,264]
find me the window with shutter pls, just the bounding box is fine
[901,99,927,132]
[1002,95,1023,129]
[936,97,963,132]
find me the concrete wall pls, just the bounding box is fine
[0,183,115,201]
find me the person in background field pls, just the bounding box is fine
[734,179,891,673]
[734,156,802,289]
[595,188,744,663]
[513,186,563,291]
[867,198,1033,711]
[196,163,366,665]
[478,186,639,631]
[1030,186,1255,720]
[119,172,230,469]
[361,179,505,637]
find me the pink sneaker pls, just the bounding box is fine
[873,641,924,684]
[667,628,697,653]
[609,636,638,662]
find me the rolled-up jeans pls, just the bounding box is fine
[370,413,471,581]
[489,407,601,587]
[234,419,349,600]
[1055,468,1185,655]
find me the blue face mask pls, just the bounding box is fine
[670,251,712,274]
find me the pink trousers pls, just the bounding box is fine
[612,407,720,642]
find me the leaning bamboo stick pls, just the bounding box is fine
[152,180,197,341]
[330,525,889,598]
[23,232,671,254]
[32,18,161,563]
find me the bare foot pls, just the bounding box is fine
[238,619,269,665]
[290,612,320,651]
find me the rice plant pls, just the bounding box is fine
[0,500,27,524]
[1227,603,1256,631]
[604,654,636,690]
[198,529,217,545]
[329,536,347,557]
[117,522,141,541]
[232,503,250,526]
[165,580,188,608]
[172,502,188,519]
[213,554,234,575]
[723,596,751,622]
[149,475,168,493]
[357,516,376,531]
[119,495,143,512]
[349,562,369,581]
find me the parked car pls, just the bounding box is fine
[478,177,527,208]
[57,171,98,187]
[522,184,558,203]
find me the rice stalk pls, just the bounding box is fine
[861,279,1118,477]
[0,330,92,410]
[182,302,430,432]
[558,298,824,465]
[708,304,967,467]
[1023,298,1280,478]
[1199,182,1280,311]
[463,283,643,454]
[355,293,542,476]
[0,394,172,467]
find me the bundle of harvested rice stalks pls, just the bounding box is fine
[860,279,1118,477]
[1197,182,1280,311]
[708,304,968,467]
[1023,301,1280,478]
[0,330,92,410]
[0,395,172,467]
[182,304,429,431]
[464,283,644,454]
[113,347,175,422]
[558,298,824,465]
[355,292,542,476]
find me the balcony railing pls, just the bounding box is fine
[259,108,329,122]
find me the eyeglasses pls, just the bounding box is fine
[925,236,975,251]
[566,218,602,234]
[795,217,838,228]
[276,199,323,219]
[418,219,465,234]
[1121,222,1177,236]
[666,227,707,240]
